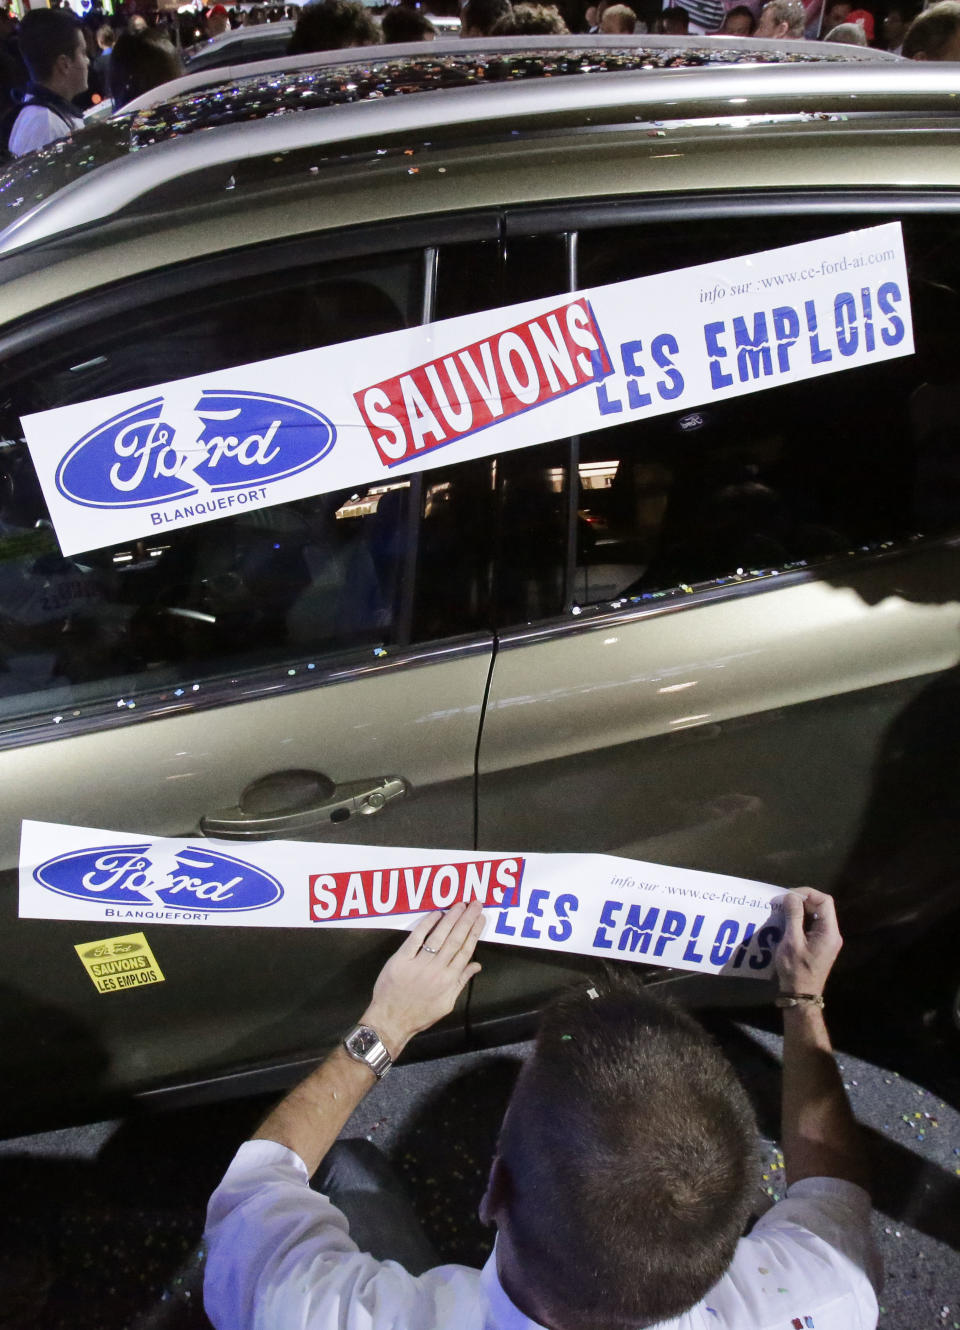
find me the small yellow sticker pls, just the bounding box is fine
[74,931,165,994]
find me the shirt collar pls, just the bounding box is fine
[480,1239,552,1330]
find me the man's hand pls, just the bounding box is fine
[775,887,842,996]
[361,900,486,1058]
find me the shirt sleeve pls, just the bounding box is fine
[203,1139,483,1330]
[751,1176,882,1295]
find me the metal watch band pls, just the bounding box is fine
[774,993,825,1009]
[342,1024,392,1079]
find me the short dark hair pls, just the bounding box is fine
[903,0,960,56]
[490,1,567,32]
[497,983,758,1330]
[381,4,436,42]
[461,0,512,35]
[287,0,380,53]
[18,7,82,82]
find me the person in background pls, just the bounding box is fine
[381,5,437,42]
[490,2,569,31]
[660,3,691,31]
[288,0,380,51]
[719,3,756,32]
[204,887,880,1330]
[7,7,86,157]
[755,0,805,36]
[204,3,231,37]
[0,7,27,117]
[109,26,183,110]
[818,0,851,29]
[88,23,114,100]
[883,0,919,51]
[461,0,513,33]
[823,18,866,40]
[682,0,726,30]
[843,8,874,40]
[600,2,637,29]
[903,0,960,58]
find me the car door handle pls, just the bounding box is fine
[200,774,407,840]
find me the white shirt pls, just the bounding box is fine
[9,102,84,157]
[204,1139,881,1330]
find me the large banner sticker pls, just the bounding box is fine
[23,222,912,557]
[19,821,788,980]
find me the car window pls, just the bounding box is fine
[0,252,422,730]
[414,235,571,636]
[567,211,960,610]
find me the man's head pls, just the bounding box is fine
[17,8,89,96]
[599,3,637,33]
[903,0,960,59]
[490,1,568,32]
[661,4,689,32]
[720,3,756,34]
[883,1,920,49]
[481,983,759,1330]
[205,4,230,37]
[381,4,436,42]
[461,0,512,34]
[821,0,852,29]
[288,0,380,52]
[823,19,867,42]
[755,0,804,37]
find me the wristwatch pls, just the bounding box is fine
[342,1024,392,1079]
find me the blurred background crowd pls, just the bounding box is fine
[1,0,958,130]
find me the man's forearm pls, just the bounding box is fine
[250,1045,379,1179]
[247,903,483,1180]
[781,1003,869,1191]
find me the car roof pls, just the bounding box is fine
[0,35,911,257]
[184,19,295,71]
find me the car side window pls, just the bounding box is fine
[569,212,960,609]
[0,251,421,729]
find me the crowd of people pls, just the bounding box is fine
[2,0,959,158]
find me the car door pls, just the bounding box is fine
[0,226,497,1131]
[471,199,960,1022]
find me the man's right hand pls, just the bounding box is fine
[775,888,843,996]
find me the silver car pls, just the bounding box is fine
[1,36,958,1132]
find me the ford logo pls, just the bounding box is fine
[55,390,336,509]
[34,844,283,912]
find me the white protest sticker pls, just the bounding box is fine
[19,821,787,979]
[22,223,912,557]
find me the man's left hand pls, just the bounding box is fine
[361,900,486,1058]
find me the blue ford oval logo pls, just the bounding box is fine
[34,844,283,912]
[55,390,336,509]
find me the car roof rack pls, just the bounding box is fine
[1,39,947,258]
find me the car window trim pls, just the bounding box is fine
[0,210,502,361]
[505,188,960,237]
